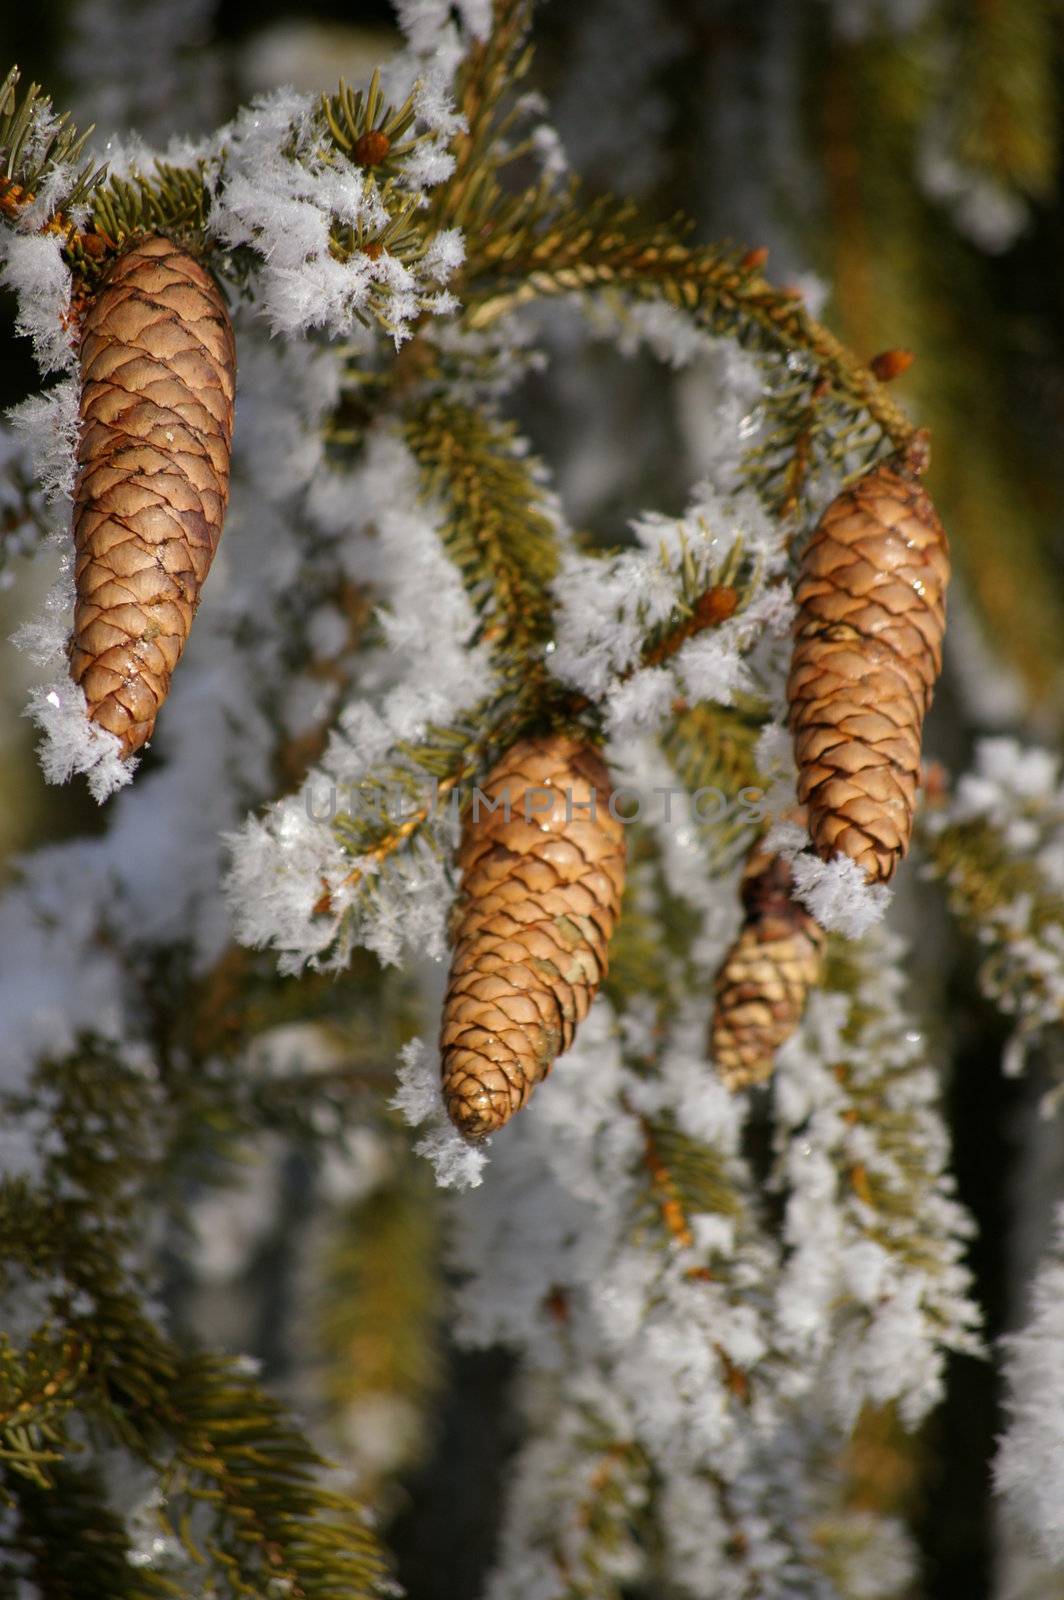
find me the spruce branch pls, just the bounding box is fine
[0,1171,178,1468]
[0,65,102,217]
[402,399,560,657]
[328,423,771,906]
[633,1113,743,1256]
[329,678,603,904]
[603,836,691,1016]
[333,695,511,895]
[491,1400,652,1600]
[316,1143,443,1495]
[0,25,922,517]
[827,951,951,1275]
[460,203,918,458]
[0,1210,393,1597]
[0,1327,88,1487]
[660,700,765,868]
[922,816,1063,935]
[0,1033,398,1597]
[623,520,762,680]
[551,1428,653,1600]
[741,362,888,518]
[920,808,1064,1043]
[332,556,764,915]
[2,1461,181,1599]
[164,1354,392,1600]
[661,700,762,795]
[426,0,535,235]
[86,161,212,255]
[328,374,606,900]
[777,937,983,1378]
[0,60,461,338]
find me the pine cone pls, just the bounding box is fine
[69,235,236,758]
[710,843,825,1090]
[441,734,626,1141]
[787,448,949,883]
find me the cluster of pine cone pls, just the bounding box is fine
[68,235,948,1139]
[438,450,948,1136]
[711,449,949,1091]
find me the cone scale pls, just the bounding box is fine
[70,235,236,758]
[710,841,825,1090]
[441,734,626,1141]
[787,446,949,883]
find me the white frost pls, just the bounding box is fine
[997,1208,1064,1565]
[789,850,892,938]
[391,1037,487,1190]
[24,678,135,803]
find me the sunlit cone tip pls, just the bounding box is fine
[69,234,236,760]
[787,455,949,884]
[441,733,625,1140]
[441,1047,534,1142]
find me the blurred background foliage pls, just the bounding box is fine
[1,2,1063,1594]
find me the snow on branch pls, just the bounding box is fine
[772,930,982,1427]
[921,738,1064,1065]
[996,1205,1064,1566]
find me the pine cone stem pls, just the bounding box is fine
[70,235,236,759]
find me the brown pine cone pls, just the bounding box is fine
[787,447,949,883]
[69,235,236,758]
[441,734,626,1141]
[711,842,825,1090]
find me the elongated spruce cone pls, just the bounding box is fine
[711,842,825,1090]
[787,450,949,883]
[441,735,626,1141]
[70,235,236,758]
